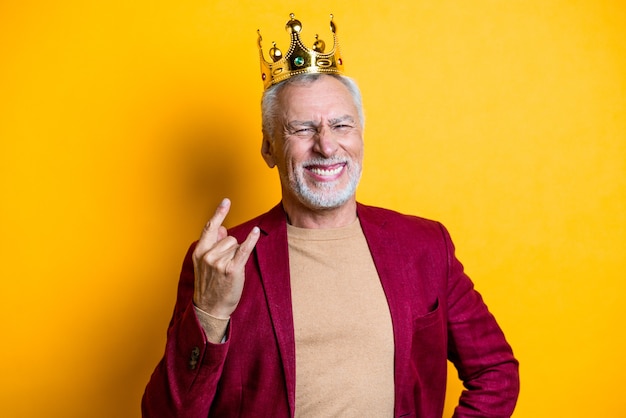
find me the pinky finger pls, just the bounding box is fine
[233,226,260,265]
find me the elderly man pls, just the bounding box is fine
[142,14,519,418]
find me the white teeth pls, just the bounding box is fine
[310,166,343,176]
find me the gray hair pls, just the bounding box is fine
[261,73,365,141]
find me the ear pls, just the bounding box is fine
[261,133,276,168]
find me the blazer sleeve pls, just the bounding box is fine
[441,224,520,417]
[141,243,230,417]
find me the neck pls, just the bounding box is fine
[282,199,358,229]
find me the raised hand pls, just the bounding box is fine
[192,198,260,318]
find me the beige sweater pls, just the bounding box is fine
[288,220,394,417]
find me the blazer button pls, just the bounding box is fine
[188,346,200,370]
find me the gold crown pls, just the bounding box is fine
[257,13,345,90]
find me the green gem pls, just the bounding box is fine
[294,56,305,66]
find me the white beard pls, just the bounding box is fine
[281,156,362,210]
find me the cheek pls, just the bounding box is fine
[275,151,299,178]
[281,143,309,168]
[342,132,363,151]
[348,141,364,161]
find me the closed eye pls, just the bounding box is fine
[292,127,316,135]
[286,125,317,139]
[332,124,354,132]
[329,116,357,133]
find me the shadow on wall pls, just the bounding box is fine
[97,107,251,417]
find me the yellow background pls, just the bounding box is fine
[1,1,625,417]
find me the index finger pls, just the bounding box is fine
[197,198,231,251]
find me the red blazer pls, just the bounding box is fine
[142,203,519,417]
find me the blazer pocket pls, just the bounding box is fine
[412,298,442,331]
[410,297,447,401]
[411,298,446,366]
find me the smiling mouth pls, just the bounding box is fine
[306,163,345,177]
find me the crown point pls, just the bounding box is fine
[257,29,263,48]
[269,42,283,62]
[286,13,302,34]
[313,34,326,53]
[330,14,336,33]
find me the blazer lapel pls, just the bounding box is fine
[255,204,296,416]
[357,204,415,414]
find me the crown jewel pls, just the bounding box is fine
[257,13,345,90]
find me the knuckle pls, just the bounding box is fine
[224,263,239,276]
[202,251,218,266]
[222,236,238,246]
[213,257,229,270]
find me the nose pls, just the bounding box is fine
[312,126,338,157]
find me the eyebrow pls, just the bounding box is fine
[287,120,317,128]
[328,115,356,125]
